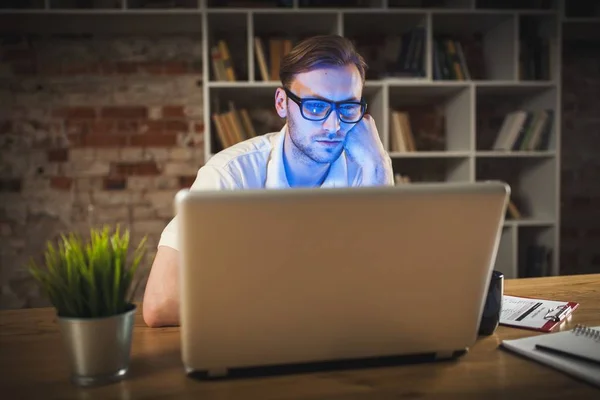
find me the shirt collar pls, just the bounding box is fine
[265,124,348,189]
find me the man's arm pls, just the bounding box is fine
[142,245,180,327]
[345,114,395,186]
[359,152,394,186]
[142,165,239,327]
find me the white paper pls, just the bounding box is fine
[500,295,571,329]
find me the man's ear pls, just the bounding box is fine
[274,87,287,119]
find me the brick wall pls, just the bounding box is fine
[0,34,203,308]
[560,38,600,275]
[0,32,598,310]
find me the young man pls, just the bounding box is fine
[143,34,394,327]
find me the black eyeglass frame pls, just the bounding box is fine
[284,88,368,124]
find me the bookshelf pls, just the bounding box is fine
[203,0,563,281]
[1,0,594,279]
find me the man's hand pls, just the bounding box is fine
[344,114,394,186]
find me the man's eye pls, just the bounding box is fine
[305,102,328,112]
[340,105,360,114]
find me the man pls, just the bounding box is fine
[143,34,394,327]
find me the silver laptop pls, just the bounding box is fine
[175,181,510,378]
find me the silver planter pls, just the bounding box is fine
[57,304,136,387]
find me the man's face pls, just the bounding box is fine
[279,64,363,164]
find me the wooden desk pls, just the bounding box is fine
[1,274,599,399]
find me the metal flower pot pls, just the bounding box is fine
[57,304,136,387]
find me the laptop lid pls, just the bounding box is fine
[176,181,510,377]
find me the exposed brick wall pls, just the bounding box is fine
[0,31,598,310]
[0,34,203,309]
[560,38,600,276]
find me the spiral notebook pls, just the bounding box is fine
[501,325,600,388]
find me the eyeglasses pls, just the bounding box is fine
[284,88,367,124]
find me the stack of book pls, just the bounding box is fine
[389,106,445,152]
[254,36,294,81]
[433,34,485,80]
[211,102,258,149]
[389,110,417,152]
[211,40,236,81]
[492,109,554,151]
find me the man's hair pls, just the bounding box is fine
[279,35,368,89]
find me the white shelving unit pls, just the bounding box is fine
[1,0,592,279]
[204,0,562,281]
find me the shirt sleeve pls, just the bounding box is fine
[157,165,240,251]
[353,154,395,187]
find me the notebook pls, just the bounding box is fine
[535,325,600,365]
[501,325,600,388]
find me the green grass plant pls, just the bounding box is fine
[28,225,147,318]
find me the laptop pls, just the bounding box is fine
[175,181,510,379]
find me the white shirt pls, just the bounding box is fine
[158,125,386,250]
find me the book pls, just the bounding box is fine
[501,325,600,388]
[254,37,270,81]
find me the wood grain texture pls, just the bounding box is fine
[1,274,599,399]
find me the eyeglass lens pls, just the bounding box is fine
[302,100,363,123]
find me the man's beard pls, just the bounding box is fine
[287,112,344,165]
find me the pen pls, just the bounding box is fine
[535,344,600,367]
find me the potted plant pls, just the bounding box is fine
[28,225,147,387]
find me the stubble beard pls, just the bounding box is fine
[287,111,344,165]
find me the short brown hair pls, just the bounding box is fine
[279,35,368,89]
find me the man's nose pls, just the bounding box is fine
[322,109,340,133]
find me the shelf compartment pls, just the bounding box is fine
[432,12,516,81]
[518,14,558,82]
[252,12,340,82]
[207,85,282,153]
[207,12,247,82]
[518,225,556,276]
[388,83,472,152]
[392,155,470,183]
[343,12,427,79]
[476,84,556,152]
[476,157,556,222]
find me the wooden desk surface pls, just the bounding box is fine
[1,274,599,399]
